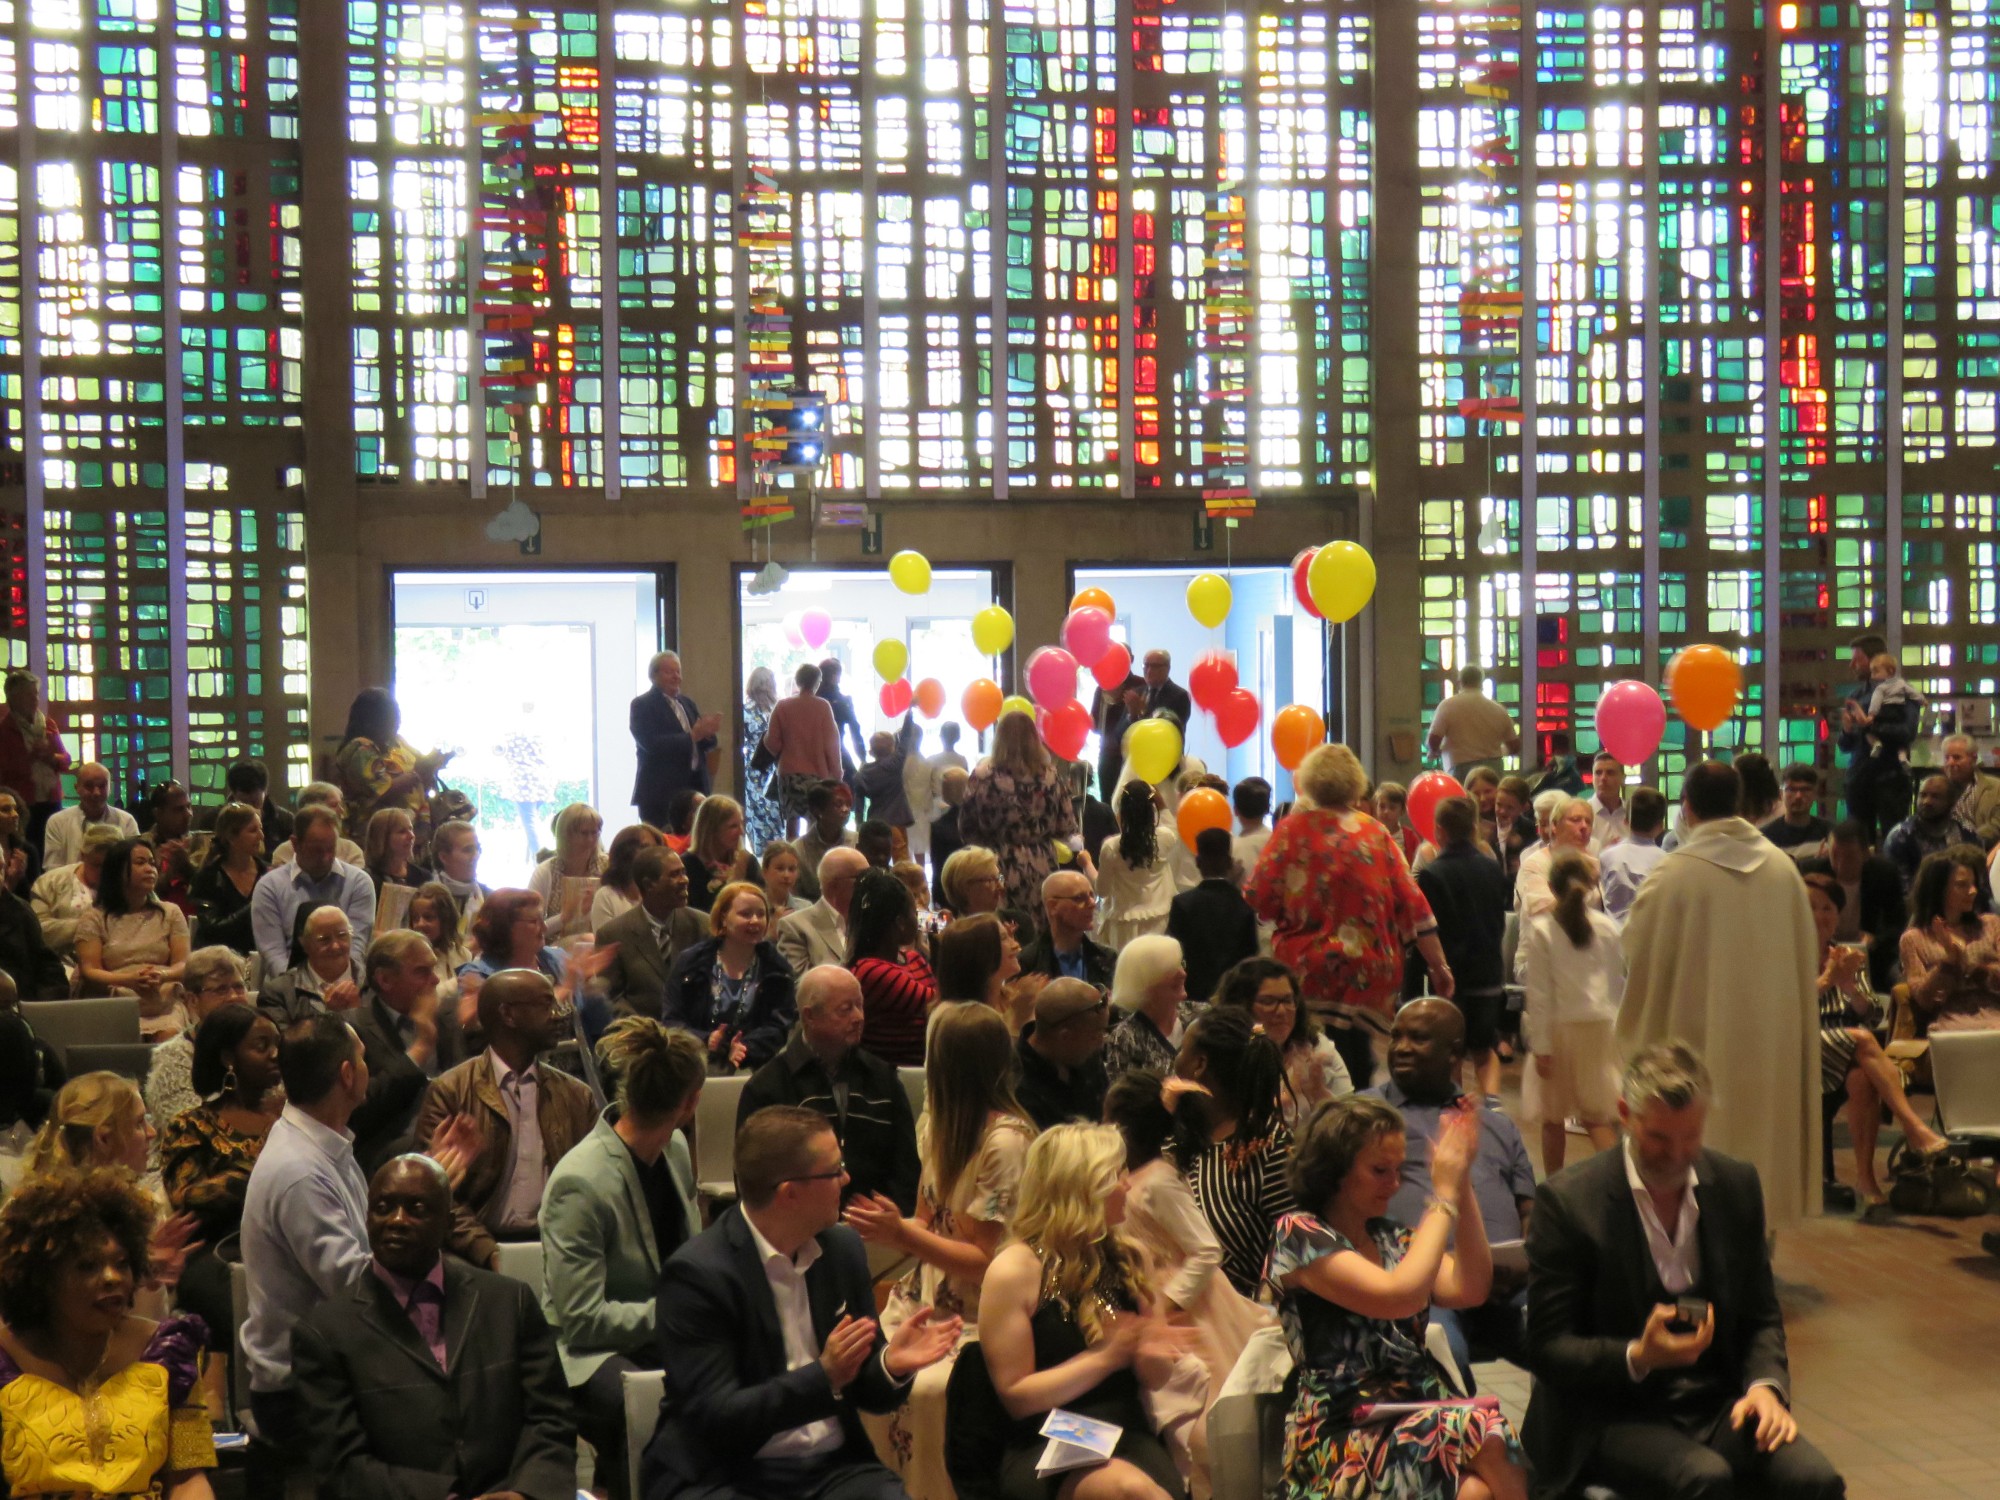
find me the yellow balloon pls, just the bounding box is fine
[1000,694,1035,719]
[872,638,909,682]
[1126,719,1183,786]
[1186,572,1233,629]
[888,550,932,595]
[972,605,1015,657]
[1307,540,1377,624]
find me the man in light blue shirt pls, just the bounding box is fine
[1599,785,1670,924]
[240,1012,373,1498]
[249,804,374,975]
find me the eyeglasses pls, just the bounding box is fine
[968,874,1003,887]
[785,1161,849,1184]
[1051,891,1097,906]
[196,980,251,999]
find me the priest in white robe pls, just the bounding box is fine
[1618,758,1821,1229]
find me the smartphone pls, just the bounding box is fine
[1667,1296,1709,1334]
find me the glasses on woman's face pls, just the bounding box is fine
[196,979,250,1000]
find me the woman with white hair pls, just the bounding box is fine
[1512,793,1597,921]
[741,665,783,850]
[1103,934,1200,1077]
[1245,744,1450,1088]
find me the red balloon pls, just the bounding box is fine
[1292,547,1326,620]
[1091,642,1134,692]
[879,679,913,717]
[1189,650,1239,713]
[1213,688,1261,748]
[1405,770,1466,845]
[1038,699,1093,761]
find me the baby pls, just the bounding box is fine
[1861,652,1924,759]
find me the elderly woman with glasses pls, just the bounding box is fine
[142,946,252,1127]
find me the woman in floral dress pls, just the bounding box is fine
[740,666,783,852]
[1267,1095,1525,1500]
[958,712,1082,928]
[1246,744,1451,1088]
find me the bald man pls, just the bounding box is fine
[1017,869,1117,990]
[413,969,598,1270]
[1363,998,1538,1373]
[294,1155,576,1500]
[777,845,869,976]
[737,965,918,1211]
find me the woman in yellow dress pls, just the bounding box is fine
[0,1169,215,1499]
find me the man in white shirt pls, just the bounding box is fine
[1425,666,1522,775]
[1521,1043,1843,1500]
[41,761,139,868]
[643,1105,963,1500]
[1599,787,1669,923]
[1587,751,1632,852]
[249,805,375,975]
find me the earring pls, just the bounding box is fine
[222,1063,239,1097]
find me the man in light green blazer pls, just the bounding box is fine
[539,1019,706,1500]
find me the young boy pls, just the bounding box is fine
[1597,785,1668,923]
[1372,781,1421,864]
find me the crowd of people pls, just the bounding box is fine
[0,631,1987,1500]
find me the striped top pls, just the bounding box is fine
[854,951,939,1067]
[1181,1124,1297,1296]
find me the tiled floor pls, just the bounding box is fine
[1475,1105,2000,1500]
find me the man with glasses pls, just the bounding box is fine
[1011,978,1112,1130]
[143,944,250,1123]
[644,1105,962,1500]
[1018,869,1117,990]
[414,968,597,1269]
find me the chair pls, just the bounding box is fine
[693,1073,751,1201]
[898,1065,925,1120]
[1927,1029,2000,1143]
[19,997,142,1064]
[226,1255,252,1431]
[1208,1327,1294,1500]
[620,1366,665,1500]
[492,1240,546,1301]
[65,1042,155,1083]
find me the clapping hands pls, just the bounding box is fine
[884,1306,964,1378]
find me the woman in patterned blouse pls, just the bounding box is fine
[1246,744,1452,1088]
[158,1003,281,1367]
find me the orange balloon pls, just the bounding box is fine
[1666,644,1742,733]
[1176,787,1233,849]
[962,677,1004,732]
[1271,704,1326,772]
[914,678,947,720]
[1070,586,1116,617]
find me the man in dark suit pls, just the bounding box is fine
[817,658,867,785]
[737,966,919,1212]
[1017,869,1117,990]
[1141,649,1192,728]
[631,650,722,827]
[292,1154,577,1500]
[597,846,709,1018]
[0,885,66,998]
[1166,828,1260,1002]
[348,930,469,1172]
[1523,1042,1844,1500]
[643,1105,963,1500]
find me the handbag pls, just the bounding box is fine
[749,736,777,775]
[428,776,476,829]
[1886,1142,1991,1218]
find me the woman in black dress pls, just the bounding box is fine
[978,1122,1188,1500]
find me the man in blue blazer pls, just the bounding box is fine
[643,1105,963,1500]
[631,651,721,827]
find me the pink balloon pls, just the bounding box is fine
[1060,606,1113,667]
[1026,646,1080,709]
[1596,679,1667,766]
[799,608,833,651]
[1039,700,1093,761]
[781,613,807,649]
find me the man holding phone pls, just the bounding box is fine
[1521,1043,1845,1500]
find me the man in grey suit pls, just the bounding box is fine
[776,846,868,976]
[292,1154,577,1500]
[597,846,709,1019]
[542,1020,708,1500]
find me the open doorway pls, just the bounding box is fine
[391,570,662,888]
[737,567,1002,774]
[1070,564,1329,800]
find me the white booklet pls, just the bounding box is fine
[1036,1409,1122,1476]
